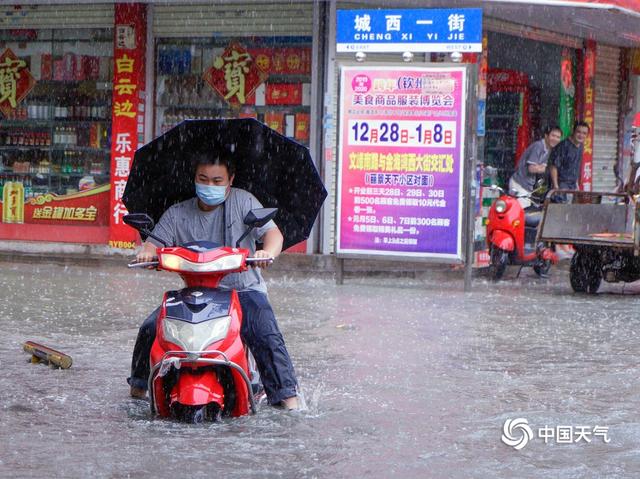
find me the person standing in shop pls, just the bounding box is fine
[624,114,640,195]
[548,120,590,203]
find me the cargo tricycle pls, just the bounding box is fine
[537,190,640,293]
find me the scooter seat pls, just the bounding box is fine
[525,211,542,228]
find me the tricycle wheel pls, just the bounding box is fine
[489,246,509,280]
[570,252,601,293]
[533,260,551,278]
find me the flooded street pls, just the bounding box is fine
[2,260,640,478]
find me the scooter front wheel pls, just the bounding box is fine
[489,246,509,280]
[171,402,222,423]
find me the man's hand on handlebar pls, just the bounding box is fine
[135,241,158,269]
[251,249,275,269]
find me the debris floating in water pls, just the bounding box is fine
[23,341,73,369]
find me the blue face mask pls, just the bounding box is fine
[195,183,228,206]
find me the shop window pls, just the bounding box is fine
[0,28,112,227]
[154,37,312,146]
[484,32,566,186]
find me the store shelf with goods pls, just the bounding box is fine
[0,142,109,196]
[0,146,51,152]
[0,119,111,127]
[158,104,309,112]
[0,171,107,178]
[36,79,112,88]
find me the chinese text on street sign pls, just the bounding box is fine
[337,66,467,260]
[337,9,482,53]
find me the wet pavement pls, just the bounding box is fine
[1,260,640,478]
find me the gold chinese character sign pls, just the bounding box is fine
[0,48,36,117]
[203,43,267,106]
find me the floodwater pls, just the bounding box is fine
[1,260,640,478]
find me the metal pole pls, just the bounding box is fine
[336,257,344,285]
[464,64,479,292]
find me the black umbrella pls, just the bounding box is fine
[122,118,327,250]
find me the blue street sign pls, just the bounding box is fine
[337,8,482,53]
[477,100,486,137]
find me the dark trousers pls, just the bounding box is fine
[128,290,297,405]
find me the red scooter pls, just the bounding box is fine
[124,208,276,422]
[486,186,557,280]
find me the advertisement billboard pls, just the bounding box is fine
[336,65,468,261]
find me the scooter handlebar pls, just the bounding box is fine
[245,257,274,265]
[127,257,273,269]
[127,259,159,269]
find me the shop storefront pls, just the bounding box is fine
[481,24,623,192]
[0,4,115,243]
[483,30,572,186]
[0,1,323,252]
[152,3,314,136]
[150,2,317,252]
[475,20,624,265]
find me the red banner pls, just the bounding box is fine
[0,48,36,117]
[249,47,312,75]
[266,83,302,105]
[580,40,596,192]
[631,49,640,75]
[109,3,147,249]
[203,43,268,106]
[1,184,110,224]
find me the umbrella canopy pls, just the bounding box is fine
[122,118,327,250]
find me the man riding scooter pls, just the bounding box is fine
[128,151,300,411]
[508,125,562,208]
[487,126,561,279]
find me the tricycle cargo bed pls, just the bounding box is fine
[538,191,638,248]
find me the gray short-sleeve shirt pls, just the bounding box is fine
[148,188,276,294]
[510,139,549,191]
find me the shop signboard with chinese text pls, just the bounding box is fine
[109,3,147,249]
[337,8,482,53]
[337,66,467,261]
[580,40,596,192]
[0,185,111,242]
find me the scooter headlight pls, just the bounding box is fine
[159,253,243,273]
[495,199,508,213]
[162,316,231,351]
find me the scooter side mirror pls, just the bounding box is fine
[123,213,168,247]
[243,208,278,228]
[123,213,155,231]
[236,208,279,248]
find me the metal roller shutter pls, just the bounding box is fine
[0,4,114,30]
[592,44,621,192]
[153,2,313,37]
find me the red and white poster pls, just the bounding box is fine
[337,66,467,261]
[108,2,147,249]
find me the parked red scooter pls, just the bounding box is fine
[486,186,557,280]
[124,208,276,422]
